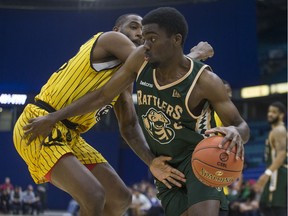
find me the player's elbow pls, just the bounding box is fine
[97,91,114,108]
[119,118,138,140]
[240,121,250,144]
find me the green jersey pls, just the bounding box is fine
[136,57,217,164]
[136,57,228,215]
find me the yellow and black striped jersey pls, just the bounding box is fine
[35,32,122,133]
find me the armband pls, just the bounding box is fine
[264,169,273,176]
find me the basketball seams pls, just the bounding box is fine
[192,158,243,172]
[193,146,237,154]
[192,163,222,187]
[191,135,244,187]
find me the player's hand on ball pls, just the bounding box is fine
[205,126,245,160]
[23,113,58,145]
[149,156,186,189]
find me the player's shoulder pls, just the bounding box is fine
[99,31,131,42]
[197,67,221,87]
[271,124,287,137]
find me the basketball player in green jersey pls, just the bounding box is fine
[254,101,287,216]
[14,12,214,216]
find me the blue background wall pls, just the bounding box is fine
[0,0,258,209]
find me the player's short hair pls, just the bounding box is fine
[142,7,188,46]
[114,13,141,27]
[271,101,286,114]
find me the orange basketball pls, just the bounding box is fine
[191,135,243,187]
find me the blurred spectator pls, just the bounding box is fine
[65,199,79,216]
[229,180,260,216]
[36,184,47,213]
[0,177,14,193]
[10,186,23,215]
[145,186,164,216]
[22,184,37,215]
[0,189,11,213]
[129,186,152,216]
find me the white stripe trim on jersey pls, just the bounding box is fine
[136,60,149,81]
[185,64,209,119]
[153,57,194,90]
[93,59,121,71]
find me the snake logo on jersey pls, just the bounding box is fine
[95,104,113,122]
[142,108,175,144]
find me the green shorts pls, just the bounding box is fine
[156,155,228,216]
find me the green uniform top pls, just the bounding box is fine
[136,57,217,165]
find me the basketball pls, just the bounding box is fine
[191,135,243,187]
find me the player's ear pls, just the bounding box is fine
[113,26,119,32]
[174,33,182,47]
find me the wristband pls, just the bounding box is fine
[265,169,273,176]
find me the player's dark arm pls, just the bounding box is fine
[200,70,250,158]
[48,46,143,120]
[114,85,155,166]
[25,38,211,123]
[23,43,213,141]
[114,86,186,188]
[23,46,142,142]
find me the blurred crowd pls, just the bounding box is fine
[65,177,262,216]
[0,177,47,215]
[227,177,260,216]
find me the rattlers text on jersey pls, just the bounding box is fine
[136,57,217,163]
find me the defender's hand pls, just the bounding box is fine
[189,41,214,61]
[23,114,57,145]
[149,156,186,189]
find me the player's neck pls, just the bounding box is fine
[272,121,284,129]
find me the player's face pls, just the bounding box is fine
[118,15,143,47]
[142,24,177,68]
[267,105,281,124]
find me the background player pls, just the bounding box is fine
[254,101,287,216]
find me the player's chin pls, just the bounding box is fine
[133,40,144,47]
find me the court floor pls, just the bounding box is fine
[0,210,69,216]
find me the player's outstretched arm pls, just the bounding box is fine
[23,41,211,143]
[23,45,143,144]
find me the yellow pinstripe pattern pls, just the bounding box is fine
[13,33,120,184]
[13,104,107,184]
[35,32,121,133]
